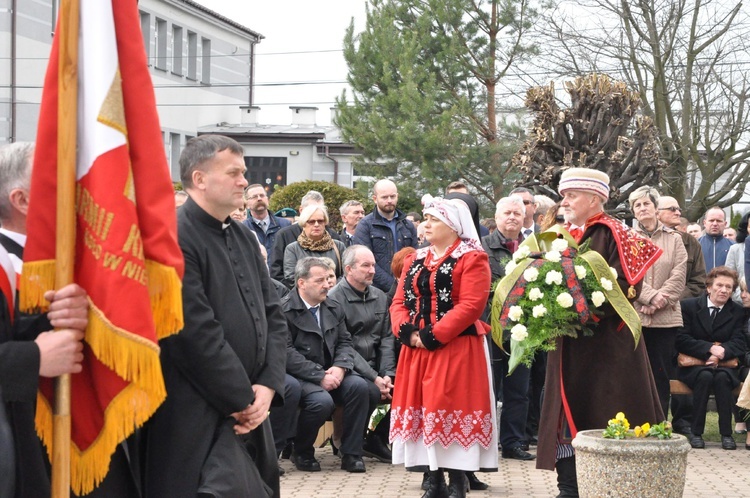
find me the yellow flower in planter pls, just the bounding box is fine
[603,412,671,440]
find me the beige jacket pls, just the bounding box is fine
[634,222,688,328]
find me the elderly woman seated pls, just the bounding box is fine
[676,266,747,450]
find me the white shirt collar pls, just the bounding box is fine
[0,228,26,247]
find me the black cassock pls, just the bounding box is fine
[145,197,287,498]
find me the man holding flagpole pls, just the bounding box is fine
[21,0,185,495]
[145,135,287,497]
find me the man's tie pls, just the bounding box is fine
[259,219,267,232]
[309,306,320,327]
[523,228,533,239]
[709,306,719,322]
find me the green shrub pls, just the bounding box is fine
[269,181,373,231]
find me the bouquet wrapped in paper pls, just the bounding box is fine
[491,225,642,374]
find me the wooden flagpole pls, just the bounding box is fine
[52,0,79,495]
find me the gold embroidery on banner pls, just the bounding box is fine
[98,69,127,135]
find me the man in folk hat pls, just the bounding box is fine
[536,168,664,497]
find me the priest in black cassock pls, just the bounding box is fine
[144,135,287,498]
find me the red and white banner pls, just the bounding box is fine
[21,0,184,494]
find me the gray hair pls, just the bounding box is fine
[0,142,34,221]
[339,199,363,216]
[495,195,526,216]
[627,186,660,210]
[297,204,329,226]
[179,135,244,189]
[342,244,371,268]
[295,256,332,282]
[300,190,325,210]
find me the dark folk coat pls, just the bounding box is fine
[676,295,746,388]
[145,198,287,497]
[537,224,663,471]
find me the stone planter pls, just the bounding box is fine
[572,429,691,498]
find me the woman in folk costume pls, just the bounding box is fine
[389,196,497,498]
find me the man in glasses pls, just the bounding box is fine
[509,187,538,239]
[657,197,707,300]
[243,184,291,266]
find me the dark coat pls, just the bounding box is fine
[243,212,291,266]
[146,197,287,497]
[0,304,51,498]
[679,231,707,299]
[676,294,746,388]
[481,229,516,282]
[282,290,355,396]
[328,278,396,380]
[353,209,418,292]
[269,223,341,281]
[537,223,663,471]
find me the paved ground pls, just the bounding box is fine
[280,440,750,497]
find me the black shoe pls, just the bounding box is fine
[421,472,432,491]
[721,436,737,450]
[278,467,285,476]
[341,454,366,473]
[501,446,536,460]
[672,424,692,436]
[465,471,489,491]
[291,452,321,472]
[520,442,530,451]
[528,435,538,446]
[363,433,392,463]
[281,442,293,459]
[422,470,448,498]
[555,456,579,498]
[689,435,705,449]
[447,470,467,498]
[745,443,750,450]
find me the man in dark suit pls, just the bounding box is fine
[145,135,287,497]
[270,256,378,473]
[676,266,747,450]
[243,183,291,266]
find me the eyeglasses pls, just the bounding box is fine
[306,219,326,225]
[246,193,267,200]
[555,215,565,223]
[522,200,535,205]
[658,206,681,213]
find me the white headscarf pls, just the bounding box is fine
[422,195,482,249]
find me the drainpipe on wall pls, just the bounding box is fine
[10,0,17,142]
[324,145,338,185]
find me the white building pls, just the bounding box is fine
[1,0,260,178]
[199,106,358,194]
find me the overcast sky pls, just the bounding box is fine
[199,0,369,125]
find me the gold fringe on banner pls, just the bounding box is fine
[19,260,56,314]
[25,257,183,495]
[145,259,183,339]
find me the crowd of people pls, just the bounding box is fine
[2,135,750,498]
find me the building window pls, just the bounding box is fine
[187,31,197,80]
[140,11,150,62]
[245,157,288,195]
[155,18,167,71]
[170,133,181,179]
[172,25,183,76]
[201,37,211,85]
